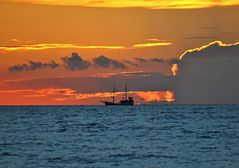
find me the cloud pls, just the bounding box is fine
[1,71,174,93]
[8,60,59,72]
[1,39,173,52]
[93,55,126,69]
[133,42,172,48]
[7,52,128,72]
[0,43,125,52]
[134,58,147,63]
[61,52,91,71]
[131,38,172,49]
[0,87,174,105]
[179,41,239,59]
[167,58,180,64]
[135,91,174,103]
[150,58,165,63]
[171,64,178,76]
[96,71,163,78]
[134,57,179,65]
[122,60,138,67]
[175,41,239,104]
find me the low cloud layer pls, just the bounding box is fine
[8,60,59,72]
[93,55,126,69]
[0,87,174,105]
[1,72,174,93]
[8,53,127,72]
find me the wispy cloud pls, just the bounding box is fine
[122,60,139,67]
[134,57,180,65]
[0,43,125,52]
[9,38,37,43]
[96,71,155,78]
[0,39,172,52]
[133,42,172,48]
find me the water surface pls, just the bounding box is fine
[1,105,239,168]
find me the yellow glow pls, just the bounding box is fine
[0,88,175,104]
[0,43,125,52]
[133,42,172,48]
[0,40,173,52]
[171,64,178,76]
[6,0,239,9]
[135,91,175,102]
[96,71,148,78]
[180,41,239,60]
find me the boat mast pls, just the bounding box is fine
[112,84,116,103]
[125,83,128,100]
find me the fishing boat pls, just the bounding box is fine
[101,83,134,106]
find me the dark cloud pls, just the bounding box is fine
[134,58,147,63]
[8,60,59,72]
[167,58,180,64]
[1,72,174,93]
[150,58,165,63]
[135,57,179,65]
[93,55,126,69]
[122,60,138,67]
[175,41,239,104]
[62,52,90,71]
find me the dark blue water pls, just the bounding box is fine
[0,105,239,168]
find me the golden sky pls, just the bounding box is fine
[0,0,238,105]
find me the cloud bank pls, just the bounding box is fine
[8,53,128,72]
[175,41,239,104]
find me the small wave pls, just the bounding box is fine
[0,152,17,157]
[109,153,136,159]
[198,135,213,139]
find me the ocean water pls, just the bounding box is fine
[0,105,239,168]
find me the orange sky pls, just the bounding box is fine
[0,0,238,105]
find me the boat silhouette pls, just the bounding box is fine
[101,83,134,106]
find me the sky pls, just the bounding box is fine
[0,0,239,105]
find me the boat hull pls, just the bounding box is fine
[102,101,134,106]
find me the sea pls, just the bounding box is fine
[0,105,239,168]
